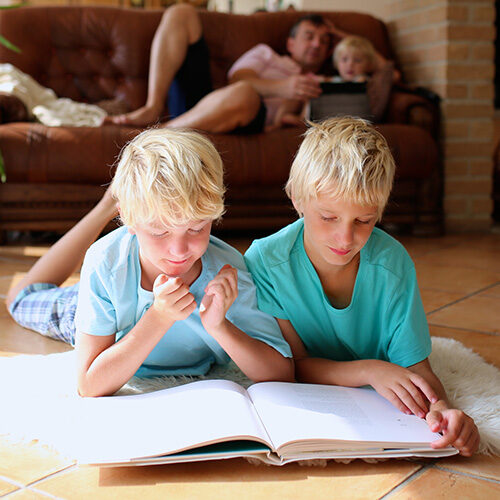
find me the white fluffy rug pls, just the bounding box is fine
[0,337,499,458]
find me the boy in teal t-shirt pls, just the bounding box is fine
[244,117,479,456]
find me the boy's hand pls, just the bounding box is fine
[427,406,479,456]
[366,360,438,418]
[200,265,238,333]
[152,274,196,322]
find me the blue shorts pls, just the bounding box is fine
[8,283,79,345]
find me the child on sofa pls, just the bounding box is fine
[244,117,479,456]
[273,35,398,128]
[6,128,293,397]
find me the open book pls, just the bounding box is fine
[70,380,457,466]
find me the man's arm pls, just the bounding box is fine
[408,359,479,456]
[229,68,321,101]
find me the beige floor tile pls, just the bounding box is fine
[428,295,500,334]
[0,477,19,496]
[0,245,48,260]
[0,259,34,274]
[0,316,72,357]
[390,468,500,499]
[420,289,464,313]
[480,284,500,298]
[0,437,75,487]
[6,489,53,499]
[413,262,500,295]
[34,459,421,500]
[413,246,500,273]
[396,235,460,258]
[430,326,500,368]
[437,453,500,482]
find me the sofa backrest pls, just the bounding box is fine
[0,6,394,110]
[200,10,394,89]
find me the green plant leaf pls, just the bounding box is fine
[0,34,20,53]
[0,149,5,183]
[0,3,25,9]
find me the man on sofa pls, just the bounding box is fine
[108,4,332,133]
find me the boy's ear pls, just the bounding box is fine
[117,205,134,234]
[291,196,303,217]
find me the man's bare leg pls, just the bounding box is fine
[165,82,262,133]
[109,4,202,126]
[6,189,118,309]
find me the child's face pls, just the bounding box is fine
[130,219,212,286]
[298,192,377,270]
[336,49,370,81]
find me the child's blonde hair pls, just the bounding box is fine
[285,117,395,220]
[333,36,377,72]
[111,128,225,227]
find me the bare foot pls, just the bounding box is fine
[107,105,163,126]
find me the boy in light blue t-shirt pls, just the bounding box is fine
[244,117,479,456]
[7,128,293,397]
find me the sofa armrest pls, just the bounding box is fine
[385,89,440,137]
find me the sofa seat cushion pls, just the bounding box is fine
[0,122,437,186]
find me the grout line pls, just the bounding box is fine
[378,462,432,499]
[428,322,500,337]
[23,463,77,490]
[433,464,500,485]
[426,281,500,316]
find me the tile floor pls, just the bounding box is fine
[0,232,499,499]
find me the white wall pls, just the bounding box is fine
[210,0,389,19]
[290,1,388,20]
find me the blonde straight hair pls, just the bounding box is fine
[333,35,377,72]
[285,117,395,221]
[111,128,225,227]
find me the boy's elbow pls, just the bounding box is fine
[254,357,295,383]
[77,375,114,398]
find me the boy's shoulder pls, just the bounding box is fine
[206,234,247,271]
[245,219,304,268]
[364,227,415,277]
[85,226,136,272]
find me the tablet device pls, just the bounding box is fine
[308,81,373,122]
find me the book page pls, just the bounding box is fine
[70,379,272,464]
[248,382,442,453]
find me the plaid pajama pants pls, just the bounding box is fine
[8,283,79,345]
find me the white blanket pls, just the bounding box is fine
[0,63,107,127]
[0,337,499,458]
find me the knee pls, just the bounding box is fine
[163,3,198,25]
[225,81,261,122]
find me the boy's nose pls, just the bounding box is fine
[337,224,354,246]
[168,236,188,257]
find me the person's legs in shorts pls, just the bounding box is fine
[5,189,118,338]
[109,4,206,126]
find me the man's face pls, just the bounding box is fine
[287,21,331,73]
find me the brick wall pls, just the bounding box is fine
[386,0,495,231]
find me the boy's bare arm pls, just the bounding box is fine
[408,359,479,456]
[76,277,195,397]
[200,265,294,383]
[278,318,438,418]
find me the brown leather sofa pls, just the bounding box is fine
[0,6,442,238]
